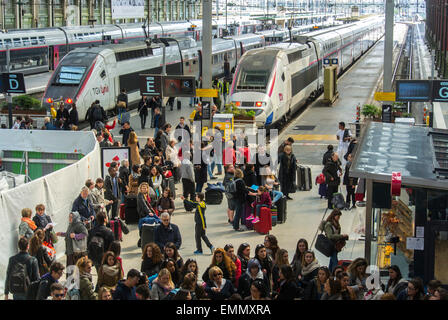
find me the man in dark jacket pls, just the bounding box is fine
[322,152,342,210]
[175,116,191,142]
[118,159,130,198]
[112,269,140,300]
[72,186,96,224]
[89,100,106,126]
[104,166,124,219]
[154,212,182,251]
[56,103,69,129]
[343,153,358,210]
[278,137,294,156]
[119,121,134,147]
[68,104,79,127]
[117,88,128,108]
[4,237,40,300]
[36,262,65,300]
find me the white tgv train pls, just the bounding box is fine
[229,17,385,127]
[42,34,265,121]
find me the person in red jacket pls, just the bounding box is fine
[224,244,242,288]
[223,140,236,166]
[246,186,272,224]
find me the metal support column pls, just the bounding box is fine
[383,0,394,92]
[364,178,373,265]
[203,0,213,129]
[6,46,13,129]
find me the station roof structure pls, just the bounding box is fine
[350,122,448,190]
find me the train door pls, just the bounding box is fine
[49,45,61,71]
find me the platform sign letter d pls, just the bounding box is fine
[9,75,19,90]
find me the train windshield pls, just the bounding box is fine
[54,66,87,85]
[234,52,276,92]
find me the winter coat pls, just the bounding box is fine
[4,252,40,296]
[35,272,57,300]
[277,280,300,300]
[304,278,325,300]
[205,279,235,300]
[322,159,341,187]
[157,196,175,215]
[238,255,250,274]
[324,221,345,242]
[154,223,182,251]
[137,192,155,218]
[386,278,408,297]
[87,224,115,258]
[119,127,134,146]
[18,220,35,240]
[343,161,358,186]
[321,292,343,300]
[150,280,173,300]
[97,263,123,290]
[63,211,88,255]
[79,272,97,300]
[113,280,136,300]
[32,246,53,277]
[291,252,305,279]
[91,187,109,213]
[278,153,297,193]
[299,260,320,289]
[128,141,141,167]
[255,256,273,289]
[33,213,53,243]
[71,195,95,222]
[69,108,79,126]
[194,160,208,185]
[180,158,195,182]
[237,270,269,299]
[141,257,162,277]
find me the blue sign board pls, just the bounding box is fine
[139,75,162,96]
[331,58,338,65]
[323,58,330,65]
[0,73,26,94]
[432,80,448,102]
[396,80,432,102]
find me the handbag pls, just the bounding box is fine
[72,237,87,253]
[334,239,347,252]
[315,233,334,257]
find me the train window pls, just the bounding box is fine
[55,66,87,85]
[4,39,12,47]
[13,38,21,47]
[22,38,30,46]
[84,33,89,36]
[0,40,2,48]
[281,73,285,82]
[30,37,38,45]
[100,70,106,79]
[38,36,46,44]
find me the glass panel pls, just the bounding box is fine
[428,190,448,221]
[434,231,448,283]
[31,37,38,45]
[38,36,46,44]
[55,66,87,84]
[22,38,30,46]
[13,38,22,47]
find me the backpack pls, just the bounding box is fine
[9,260,30,294]
[87,235,105,266]
[92,106,103,121]
[225,178,240,198]
[25,278,43,300]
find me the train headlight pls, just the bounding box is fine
[46,98,53,104]
[255,101,263,107]
[65,98,73,104]
[235,101,241,107]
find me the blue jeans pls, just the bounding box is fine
[207,163,215,178]
[329,250,339,273]
[154,127,159,138]
[233,201,244,230]
[272,190,283,204]
[196,182,204,193]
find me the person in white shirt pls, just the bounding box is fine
[336,122,351,167]
[12,116,22,129]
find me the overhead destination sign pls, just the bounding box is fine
[395,80,432,102]
[139,74,196,97]
[432,80,448,102]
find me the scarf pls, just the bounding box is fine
[22,217,37,230]
[102,263,121,278]
[34,213,48,228]
[301,259,320,276]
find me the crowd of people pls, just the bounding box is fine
[3,98,448,301]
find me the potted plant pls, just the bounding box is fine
[392,102,405,118]
[223,103,255,120]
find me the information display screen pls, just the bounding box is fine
[396,80,432,102]
[163,76,195,97]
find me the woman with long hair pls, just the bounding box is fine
[254,244,273,292]
[150,165,163,199]
[137,182,157,219]
[323,209,348,272]
[321,277,343,300]
[180,258,199,280]
[108,241,124,276]
[127,131,141,167]
[98,287,112,300]
[91,177,113,212]
[278,145,297,200]
[397,278,425,301]
[291,238,309,280]
[128,165,142,196]
[237,243,251,274]
[150,268,175,300]
[202,248,236,284]
[164,242,184,270]
[28,232,52,276]
[156,187,175,215]
[160,258,182,288]
[264,235,279,261]
[272,249,290,292]
[298,250,320,289]
[224,244,242,287]
[180,272,207,300]
[97,251,123,291]
[304,266,330,300]
[76,256,97,300]
[385,265,408,297]
[141,242,163,277]
[347,257,369,299]
[337,272,357,300]
[245,279,270,300]
[275,265,300,300]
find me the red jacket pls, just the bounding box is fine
[254,192,272,208]
[234,257,242,288]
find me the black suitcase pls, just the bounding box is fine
[141,224,158,249]
[276,196,287,223]
[124,195,139,224]
[205,189,224,205]
[177,100,181,110]
[297,165,312,191]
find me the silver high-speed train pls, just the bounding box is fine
[229,17,385,127]
[0,18,262,75]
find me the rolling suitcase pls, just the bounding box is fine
[141,224,158,249]
[297,165,312,191]
[119,203,126,220]
[254,207,272,235]
[124,195,139,224]
[205,189,223,205]
[109,218,123,241]
[276,196,287,224]
[177,100,181,110]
